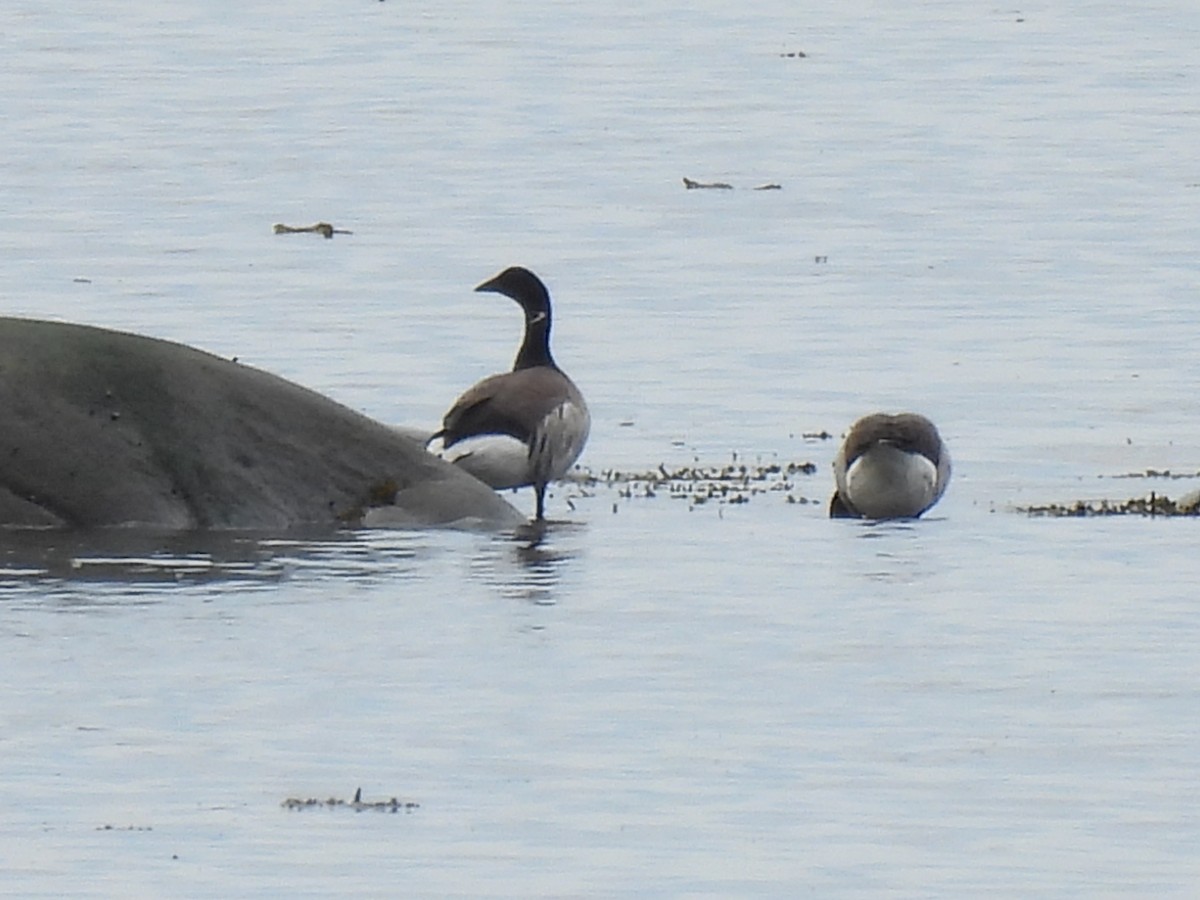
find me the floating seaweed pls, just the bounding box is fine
[1103,469,1200,480]
[282,787,419,813]
[1020,491,1200,517]
[567,456,819,510]
[683,177,733,190]
[682,177,783,191]
[273,222,353,239]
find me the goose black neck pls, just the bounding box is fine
[513,313,555,371]
[474,267,559,372]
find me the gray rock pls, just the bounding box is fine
[0,318,523,531]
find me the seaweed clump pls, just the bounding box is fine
[1021,491,1200,517]
[273,222,353,239]
[570,456,819,509]
[282,787,418,814]
[336,477,401,523]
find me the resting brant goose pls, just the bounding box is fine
[429,267,590,521]
[830,412,950,519]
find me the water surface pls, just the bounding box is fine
[3,1,1199,894]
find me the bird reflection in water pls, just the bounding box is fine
[472,521,584,605]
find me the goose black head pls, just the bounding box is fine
[476,266,556,371]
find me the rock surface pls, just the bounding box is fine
[0,317,523,531]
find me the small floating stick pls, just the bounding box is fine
[273,222,354,239]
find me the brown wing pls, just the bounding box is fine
[436,367,582,450]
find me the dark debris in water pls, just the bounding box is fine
[1104,468,1200,480]
[567,456,820,509]
[282,787,419,814]
[1020,491,1200,517]
[682,177,782,191]
[272,221,353,239]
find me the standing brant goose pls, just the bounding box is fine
[830,412,950,519]
[429,266,590,521]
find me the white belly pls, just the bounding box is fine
[429,397,590,492]
[432,433,533,490]
[840,444,940,519]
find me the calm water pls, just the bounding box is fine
[3,1,1200,895]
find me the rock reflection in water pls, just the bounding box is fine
[0,527,425,589]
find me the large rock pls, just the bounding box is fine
[0,318,523,531]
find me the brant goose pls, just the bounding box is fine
[830,413,950,519]
[429,267,590,521]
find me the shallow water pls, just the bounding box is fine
[4,1,1200,895]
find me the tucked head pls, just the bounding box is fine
[840,412,945,468]
[830,411,950,520]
